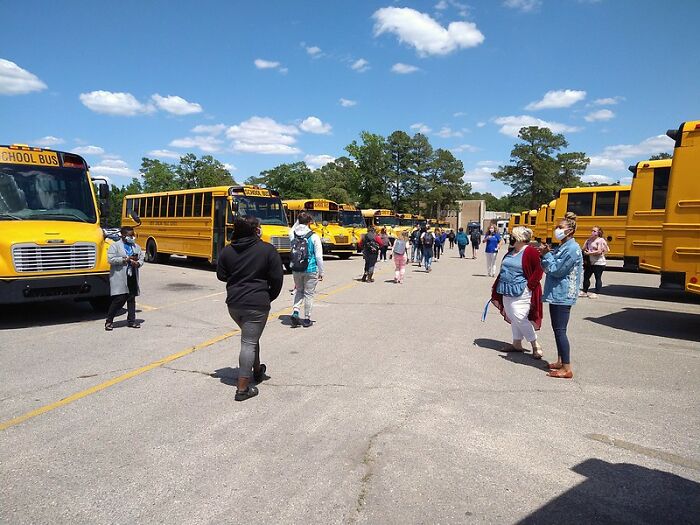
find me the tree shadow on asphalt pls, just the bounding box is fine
[517,458,700,525]
[585,308,700,343]
[473,338,549,371]
[598,284,700,305]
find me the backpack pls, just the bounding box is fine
[470,231,480,244]
[423,232,434,247]
[290,231,314,271]
[364,234,379,254]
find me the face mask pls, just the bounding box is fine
[124,236,135,244]
[554,228,568,241]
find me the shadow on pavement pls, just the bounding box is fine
[211,367,238,386]
[473,338,548,371]
[585,308,700,343]
[0,301,109,329]
[600,284,700,305]
[517,458,700,525]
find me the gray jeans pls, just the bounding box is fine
[292,271,318,319]
[228,307,269,379]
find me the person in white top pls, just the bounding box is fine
[580,225,609,298]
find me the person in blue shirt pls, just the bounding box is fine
[455,228,469,259]
[484,225,502,277]
[538,212,583,379]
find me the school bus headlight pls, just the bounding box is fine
[322,237,332,243]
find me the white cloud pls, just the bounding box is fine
[254,58,281,69]
[391,63,420,74]
[223,163,237,172]
[306,46,322,57]
[0,59,47,95]
[582,174,614,184]
[453,111,467,117]
[279,67,289,75]
[305,154,336,169]
[476,121,487,128]
[351,58,370,72]
[592,96,624,106]
[169,135,224,153]
[525,89,587,110]
[463,164,498,191]
[299,116,332,134]
[72,145,105,156]
[151,94,202,115]
[598,135,674,160]
[147,149,182,160]
[410,123,432,134]
[372,7,484,56]
[452,144,480,153]
[588,156,625,171]
[494,115,582,137]
[584,109,615,122]
[436,126,463,138]
[34,136,65,147]
[503,0,542,12]
[226,116,301,155]
[191,123,226,135]
[90,158,136,178]
[79,90,155,116]
[339,98,357,107]
[435,0,449,9]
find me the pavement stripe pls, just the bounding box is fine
[0,270,382,432]
[586,433,700,471]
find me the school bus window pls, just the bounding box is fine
[203,192,213,217]
[183,193,192,217]
[158,196,166,217]
[550,209,555,221]
[174,195,183,217]
[567,192,593,216]
[594,191,615,216]
[125,198,134,217]
[166,195,175,217]
[617,190,630,216]
[193,192,203,217]
[652,167,670,209]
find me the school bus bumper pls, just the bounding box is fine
[0,273,111,304]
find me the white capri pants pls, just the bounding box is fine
[503,287,537,343]
[486,252,498,276]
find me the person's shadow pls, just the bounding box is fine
[211,367,238,386]
[473,338,549,371]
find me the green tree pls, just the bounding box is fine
[175,154,235,188]
[556,152,588,189]
[386,130,413,211]
[246,162,320,199]
[407,133,434,214]
[140,158,178,193]
[105,178,143,227]
[426,149,468,218]
[346,132,392,208]
[316,156,361,204]
[649,152,672,160]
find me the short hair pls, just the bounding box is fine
[458,227,463,232]
[232,215,260,239]
[120,226,134,236]
[298,212,312,225]
[511,226,532,243]
[367,225,376,232]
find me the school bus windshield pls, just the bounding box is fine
[399,218,414,226]
[340,210,364,227]
[375,216,395,226]
[234,196,287,226]
[308,210,339,224]
[0,164,97,223]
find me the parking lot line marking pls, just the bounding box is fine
[0,272,378,432]
[136,302,158,311]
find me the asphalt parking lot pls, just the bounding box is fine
[1,250,699,524]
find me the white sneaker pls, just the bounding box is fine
[578,291,588,298]
[587,292,598,299]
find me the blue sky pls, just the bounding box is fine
[2,0,698,196]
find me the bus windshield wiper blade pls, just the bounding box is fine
[0,212,23,220]
[40,212,89,222]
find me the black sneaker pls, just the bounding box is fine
[302,318,312,328]
[235,385,259,401]
[291,314,301,328]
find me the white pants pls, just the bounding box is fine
[503,288,537,343]
[293,272,318,319]
[486,252,498,277]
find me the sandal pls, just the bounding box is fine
[254,364,267,383]
[547,362,563,370]
[235,385,259,401]
[127,322,141,329]
[532,343,543,360]
[547,369,573,379]
[104,322,113,331]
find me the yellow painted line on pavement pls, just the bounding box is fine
[135,302,158,312]
[0,272,379,432]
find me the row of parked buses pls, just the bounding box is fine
[506,120,700,296]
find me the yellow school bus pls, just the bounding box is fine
[661,120,700,295]
[527,209,538,228]
[623,158,673,272]
[122,185,291,267]
[284,199,355,258]
[362,208,397,239]
[533,203,549,242]
[0,144,112,309]
[553,185,631,258]
[339,203,366,252]
[507,212,522,230]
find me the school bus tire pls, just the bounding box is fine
[337,253,352,260]
[146,238,170,264]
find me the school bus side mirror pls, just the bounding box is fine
[98,184,109,200]
[129,210,142,226]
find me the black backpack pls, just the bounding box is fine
[364,234,379,254]
[290,231,313,271]
[423,232,434,247]
[470,231,481,244]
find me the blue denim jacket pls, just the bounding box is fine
[541,239,583,305]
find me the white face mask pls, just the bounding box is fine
[554,228,568,241]
[124,236,135,244]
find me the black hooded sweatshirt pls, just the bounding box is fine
[216,235,284,310]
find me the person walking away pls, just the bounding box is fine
[421,228,435,272]
[105,226,145,331]
[448,229,456,249]
[538,212,583,379]
[392,230,409,283]
[379,228,390,261]
[490,227,543,358]
[433,228,442,260]
[484,225,502,277]
[217,216,283,401]
[581,225,609,298]
[362,226,381,282]
[470,228,481,259]
[289,212,324,327]
[456,227,469,259]
[409,226,421,264]
[415,226,427,267]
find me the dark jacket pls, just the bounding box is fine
[216,235,284,310]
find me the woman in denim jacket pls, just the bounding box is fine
[538,212,583,379]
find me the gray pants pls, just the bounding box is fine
[293,271,318,319]
[228,307,269,379]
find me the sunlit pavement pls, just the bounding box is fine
[1,252,699,524]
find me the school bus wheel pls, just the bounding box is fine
[337,253,352,260]
[146,238,169,264]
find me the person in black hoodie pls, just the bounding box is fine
[216,215,284,401]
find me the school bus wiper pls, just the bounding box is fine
[40,212,89,222]
[0,212,23,220]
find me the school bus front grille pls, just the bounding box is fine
[270,236,291,251]
[12,243,97,272]
[334,235,349,244]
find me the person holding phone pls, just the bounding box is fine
[105,226,145,331]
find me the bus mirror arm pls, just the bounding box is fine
[129,210,142,226]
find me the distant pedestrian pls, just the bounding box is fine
[421,228,435,272]
[470,228,481,259]
[416,226,427,267]
[455,227,469,258]
[379,228,390,261]
[484,225,502,277]
[538,212,583,379]
[448,229,456,249]
[217,216,284,401]
[362,226,381,282]
[392,230,409,284]
[433,228,443,260]
[581,225,609,298]
[490,227,543,358]
[410,226,421,264]
[289,212,325,327]
[105,226,145,331]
